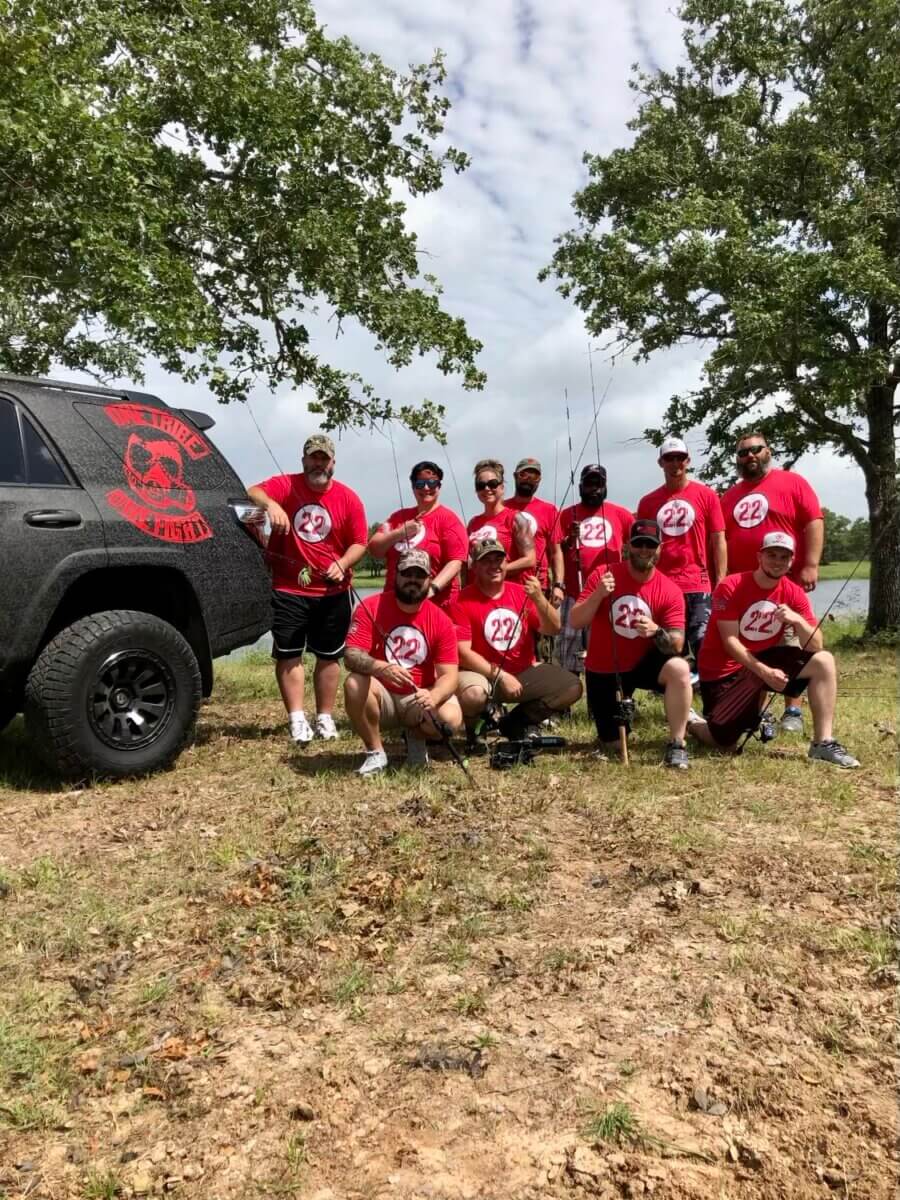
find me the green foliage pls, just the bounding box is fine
[0,0,484,436]
[543,0,899,629]
[821,508,870,563]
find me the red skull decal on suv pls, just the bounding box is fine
[104,403,214,543]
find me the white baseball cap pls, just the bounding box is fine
[761,531,795,552]
[659,435,688,457]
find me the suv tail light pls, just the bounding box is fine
[229,500,269,548]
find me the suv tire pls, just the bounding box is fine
[25,611,202,779]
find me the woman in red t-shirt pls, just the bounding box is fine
[465,458,536,577]
[368,461,469,607]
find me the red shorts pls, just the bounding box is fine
[700,646,812,746]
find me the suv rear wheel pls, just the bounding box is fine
[25,610,202,779]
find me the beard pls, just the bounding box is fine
[737,455,768,480]
[579,485,607,508]
[515,481,537,498]
[307,465,334,486]
[395,581,428,605]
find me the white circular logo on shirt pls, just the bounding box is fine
[469,524,498,546]
[483,606,523,652]
[733,492,769,529]
[579,516,612,548]
[394,522,427,553]
[611,594,651,640]
[738,600,783,642]
[294,503,332,543]
[385,625,428,668]
[657,498,696,537]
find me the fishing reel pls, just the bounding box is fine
[489,732,567,770]
[615,696,636,728]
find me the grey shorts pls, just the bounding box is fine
[556,597,588,674]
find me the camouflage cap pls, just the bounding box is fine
[397,548,432,574]
[303,433,335,457]
[470,538,507,562]
[514,457,542,474]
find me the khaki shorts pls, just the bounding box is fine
[373,678,426,729]
[458,663,578,705]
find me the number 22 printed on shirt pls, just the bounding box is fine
[293,503,333,543]
[385,625,428,668]
[611,595,651,640]
[738,601,782,641]
[733,493,769,529]
[483,607,523,653]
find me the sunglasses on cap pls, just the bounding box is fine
[736,444,766,458]
[412,478,441,491]
[630,537,659,548]
[475,478,502,491]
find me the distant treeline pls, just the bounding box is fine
[823,509,870,564]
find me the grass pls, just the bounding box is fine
[819,560,870,580]
[0,628,895,1196]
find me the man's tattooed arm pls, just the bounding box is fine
[344,646,381,676]
[654,627,684,656]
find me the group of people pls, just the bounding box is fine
[245,430,860,774]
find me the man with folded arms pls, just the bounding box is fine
[343,550,462,776]
[689,532,859,767]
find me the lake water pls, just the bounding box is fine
[220,579,869,662]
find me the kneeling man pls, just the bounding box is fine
[569,519,692,767]
[690,532,859,766]
[451,539,582,739]
[344,550,462,775]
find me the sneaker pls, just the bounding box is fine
[315,713,338,741]
[689,671,700,688]
[664,739,690,769]
[808,740,860,769]
[289,713,314,744]
[687,707,704,727]
[357,749,389,776]
[779,706,804,735]
[404,735,429,769]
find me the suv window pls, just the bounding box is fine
[22,414,68,485]
[0,397,26,484]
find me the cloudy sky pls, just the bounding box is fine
[138,0,868,520]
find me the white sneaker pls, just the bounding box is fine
[687,707,704,727]
[289,713,314,744]
[315,713,338,741]
[358,749,388,776]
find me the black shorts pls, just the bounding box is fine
[586,648,685,743]
[684,592,711,659]
[700,645,812,746]
[270,589,352,662]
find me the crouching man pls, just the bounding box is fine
[450,539,582,740]
[343,550,463,775]
[689,532,859,767]
[569,519,692,768]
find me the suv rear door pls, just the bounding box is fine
[0,391,107,676]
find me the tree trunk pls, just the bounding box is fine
[864,380,900,634]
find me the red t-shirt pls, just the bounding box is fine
[256,474,368,596]
[345,593,458,695]
[466,508,525,564]
[506,496,560,585]
[636,480,725,593]
[450,581,540,677]
[578,561,686,674]
[698,572,817,681]
[380,504,469,606]
[558,501,633,598]
[720,469,822,580]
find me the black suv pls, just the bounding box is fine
[0,374,271,778]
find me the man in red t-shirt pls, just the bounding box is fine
[689,532,859,767]
[505,457,564,593]
[343,549,462,775]
[637,436,727,669]
[720,431,824,736]
[450,539,581,741]
[570,518,691,768]
[557,464,633,676]
[248,434,368,746]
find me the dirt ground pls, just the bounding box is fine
[0,642,896,1200]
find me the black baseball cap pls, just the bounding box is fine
[580,463,607,482]
[629,518,662,545]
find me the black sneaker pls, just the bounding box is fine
[664,739,690,769]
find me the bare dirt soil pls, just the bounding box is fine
[0,644,896,1200]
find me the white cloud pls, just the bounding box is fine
[99,0,871,521]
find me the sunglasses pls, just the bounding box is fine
[737,445,766,458]
[630,538,659,549]
[662,453,688,463]
[475,478,502,491]
[397,569,429,579]
[412,478,441,491]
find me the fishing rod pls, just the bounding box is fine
[730,513,898,755]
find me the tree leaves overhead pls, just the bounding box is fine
[541,0,899,480]
[0,0,485,435]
